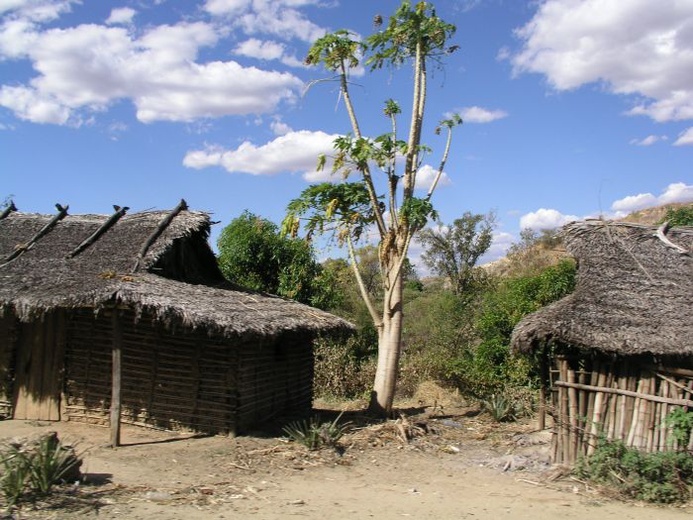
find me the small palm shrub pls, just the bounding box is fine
[283,413,351,451]
[0,432,82,508]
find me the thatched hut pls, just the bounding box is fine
[511,220,693,465]
[0,201,351,441]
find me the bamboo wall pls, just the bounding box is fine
[64,308,238,433]
[0,315,17,418]
[236,335,313,431]
[0,307,315,434]
[63,308,314,435]
[547,355,693,465]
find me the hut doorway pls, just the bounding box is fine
[12,312,65,420]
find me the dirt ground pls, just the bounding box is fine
[2,392,692,519]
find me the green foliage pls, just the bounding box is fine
[575,438,693,503]
[455,259,577,398]
[284,182,378,245]
[660,205,693,227]
[665,408,693,448]
[25,434,79,495]
[418,211,496,296]
[400,197,437,232]
[0,434,81,508]
[218,211,330,307]
[0,449,29,508]
[366,1,457,70]
[283,413,351,451]
[314,336,377,399]
[304,29,364,70]
[398,290,470,393]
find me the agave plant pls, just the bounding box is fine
[283,412,351,450]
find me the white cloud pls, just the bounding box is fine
[234,38,285,60]
[270,119,292,135]
[414,164,451,192]
[456,106,508,123]
[658,182,693,204]
[106,7,136,26]
[482,231,515,264]
[611,182,693,213]
[0,0,76,22]
[0,85,70,124]
[630,135,667,146]
[204,0,326,43]
[0,20,303,124]
[233,37,306,68]
[519,208,579,230]
[611,193,657,213]
[183,130,338,179]
[511,0,693,123]
[674,127,693,146]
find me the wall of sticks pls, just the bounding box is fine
[544,354,693,465]
[0,315,17,418]
[0,306,317,435]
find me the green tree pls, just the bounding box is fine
[284,2,459,414]
[217,211,326,306]
[466,259,577,397]
[418,211,496,295]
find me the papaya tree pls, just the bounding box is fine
[284,1,460,415]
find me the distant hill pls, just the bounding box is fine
[617,202,691,225]
[482,202,691,278]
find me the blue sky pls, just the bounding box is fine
[1,0,692,267]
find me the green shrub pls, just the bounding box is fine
[660,205,693,227]
[575,438,693,503]
[313,335,376,399]
[25,433,81,495]
[0,433,81,508]
[283,413,351,451]
[481,393,519,422]
[0,449,30,508]
[665,408,693,448]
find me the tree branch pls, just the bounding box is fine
[339,63,387,238]
[346,232,382,327]
[426,119,454,201]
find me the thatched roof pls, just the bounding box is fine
[0,201,352,337]
[511,220,693,357]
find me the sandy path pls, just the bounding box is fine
[1,420,691,519]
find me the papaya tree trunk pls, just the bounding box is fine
[369,251,404,415]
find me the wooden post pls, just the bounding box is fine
[567,363,579,463]
[538,355,548,430]
[110,310,123,448]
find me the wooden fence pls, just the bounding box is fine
[546,355,693,465]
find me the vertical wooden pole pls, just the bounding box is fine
[558,358,570,464]
[110,310,122,448]
[537,355,548,430]
[566,363,579,463]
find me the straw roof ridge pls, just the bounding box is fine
[511,219,692,357]
[0,203,352,336]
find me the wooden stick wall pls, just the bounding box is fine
[547,355,693,465]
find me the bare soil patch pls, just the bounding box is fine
[1,394,691,519]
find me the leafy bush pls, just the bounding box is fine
[660,205,693,227]
[575,439,693,503]
[313,335,376,399]
[665,408,693,449]
[459,259,576,398]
